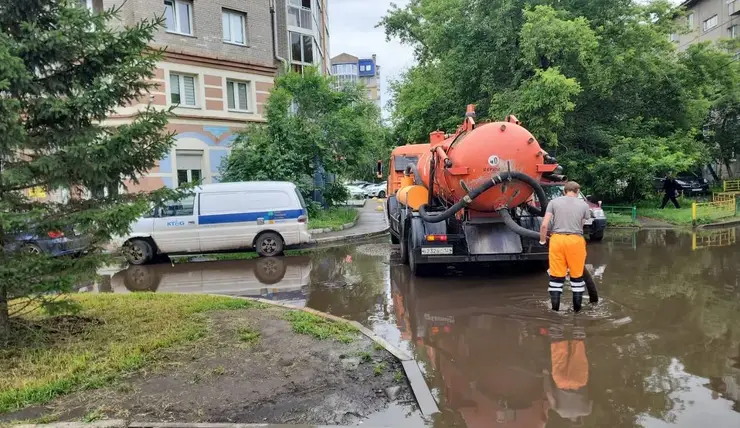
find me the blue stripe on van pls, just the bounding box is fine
[199,209,306,225]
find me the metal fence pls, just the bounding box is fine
[723,179,740,193]
[601,205,637,220]
[692,199,737,225]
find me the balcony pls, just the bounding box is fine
[288,6,313,31]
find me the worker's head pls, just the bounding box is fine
[564,181,581,197]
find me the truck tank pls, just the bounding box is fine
[416,120,546,213]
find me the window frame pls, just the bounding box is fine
[169,72,199,108]
[289,31,315,66]
[702,15,718,32]
[687,12,694,29]
[225,79,251,112]
[164,0,194,36]
[731,25,739,39]
[222,9,247,46]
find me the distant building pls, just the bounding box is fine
[330,53,382,108]
[672,0,740,54]
[274,0,331,75]
[71,0,331,195]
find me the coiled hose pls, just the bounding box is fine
[417,171,550,223]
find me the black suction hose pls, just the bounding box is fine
[404,163,424,186]
[418,171,550,223]
[498,209,540,239]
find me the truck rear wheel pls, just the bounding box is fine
[408,232,432,277]
[400,230,409,264]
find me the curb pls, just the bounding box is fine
[227,296,439,417]
[308,213,360,236]
[697,218,740,229]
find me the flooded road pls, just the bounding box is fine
[107,228,740,427]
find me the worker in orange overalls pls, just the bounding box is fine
[543,324,592,423]
[539,181,591,312]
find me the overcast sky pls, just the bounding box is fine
[328,0,414,117]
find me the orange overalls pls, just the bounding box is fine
[544,325,592,422]
[548,234,587,311]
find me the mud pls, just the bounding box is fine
[3,306,414,425]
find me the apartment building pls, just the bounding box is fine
[673,0,740,53]
[79,0,330,194]
[330,53,382,108]
[274,0,331,75]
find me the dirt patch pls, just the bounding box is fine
[2,307,414,425]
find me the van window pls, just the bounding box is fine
[245,191,292,211]
[161,196,195,217]
[294,189,307,208]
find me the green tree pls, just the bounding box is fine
[0,0,174,339]
[381,0,731,200]
[222,68,388,205]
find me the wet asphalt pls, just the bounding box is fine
[103,227,740,428]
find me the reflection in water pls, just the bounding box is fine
[110,256,312,301]
[102,230,740,427]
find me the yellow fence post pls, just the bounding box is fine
[692,202,697,227]
[724,180,727,192]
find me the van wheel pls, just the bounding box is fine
[378,190,386,199]
[256,232,284,257]
[124,239,153,265]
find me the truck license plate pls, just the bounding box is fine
[421,247,453,255]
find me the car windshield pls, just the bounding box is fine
[542,185,585,201]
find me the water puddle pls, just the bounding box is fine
[99,229,740,427]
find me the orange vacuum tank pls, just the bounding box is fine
[416,120,546,212]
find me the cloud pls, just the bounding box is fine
[328,0,416,117]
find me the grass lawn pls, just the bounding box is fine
[0,294,255,414]
[637,196,739,225]
[308,207,358,231]
[607,213,640,227]
[637,207,694,225]
[282,310,358,344]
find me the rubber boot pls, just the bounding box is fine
[550,291,562,311]
[573,292,584,313]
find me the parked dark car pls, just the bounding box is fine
[653,172,710,196]
[2,228,89,256]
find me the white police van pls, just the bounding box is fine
[118,182,311,265]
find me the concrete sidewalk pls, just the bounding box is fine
[314,200,389,245]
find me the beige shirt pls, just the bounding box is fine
[546,196,591,235]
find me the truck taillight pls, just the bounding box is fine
[297,215,307,223]
[425,234,448,242]
[47,231,64,239]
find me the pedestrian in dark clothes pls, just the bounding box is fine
[661,173,681,209]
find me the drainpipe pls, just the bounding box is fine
[270,0,288,72]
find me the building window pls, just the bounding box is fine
[290,31,314,65]
[332,63,357,76]
[79,0,103,12]
[731,25,739,39]
[687,12,694,29]
[288,0,312,30]
[176,151,203,187]
[222,9,246,45]
[164,0,192,35]
[226,80,250,111]
[169,73,197,107]
[669,33,679,43]
[730,0,739,16]
[703,15,718,32]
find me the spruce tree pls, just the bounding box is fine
[0,0,175,339]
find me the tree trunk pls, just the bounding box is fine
[0,285,9,343]
[724,158,734,179]
[707,163,721,182]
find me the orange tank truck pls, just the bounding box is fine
[387,105,565,276]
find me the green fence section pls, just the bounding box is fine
[602,205,637,221]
